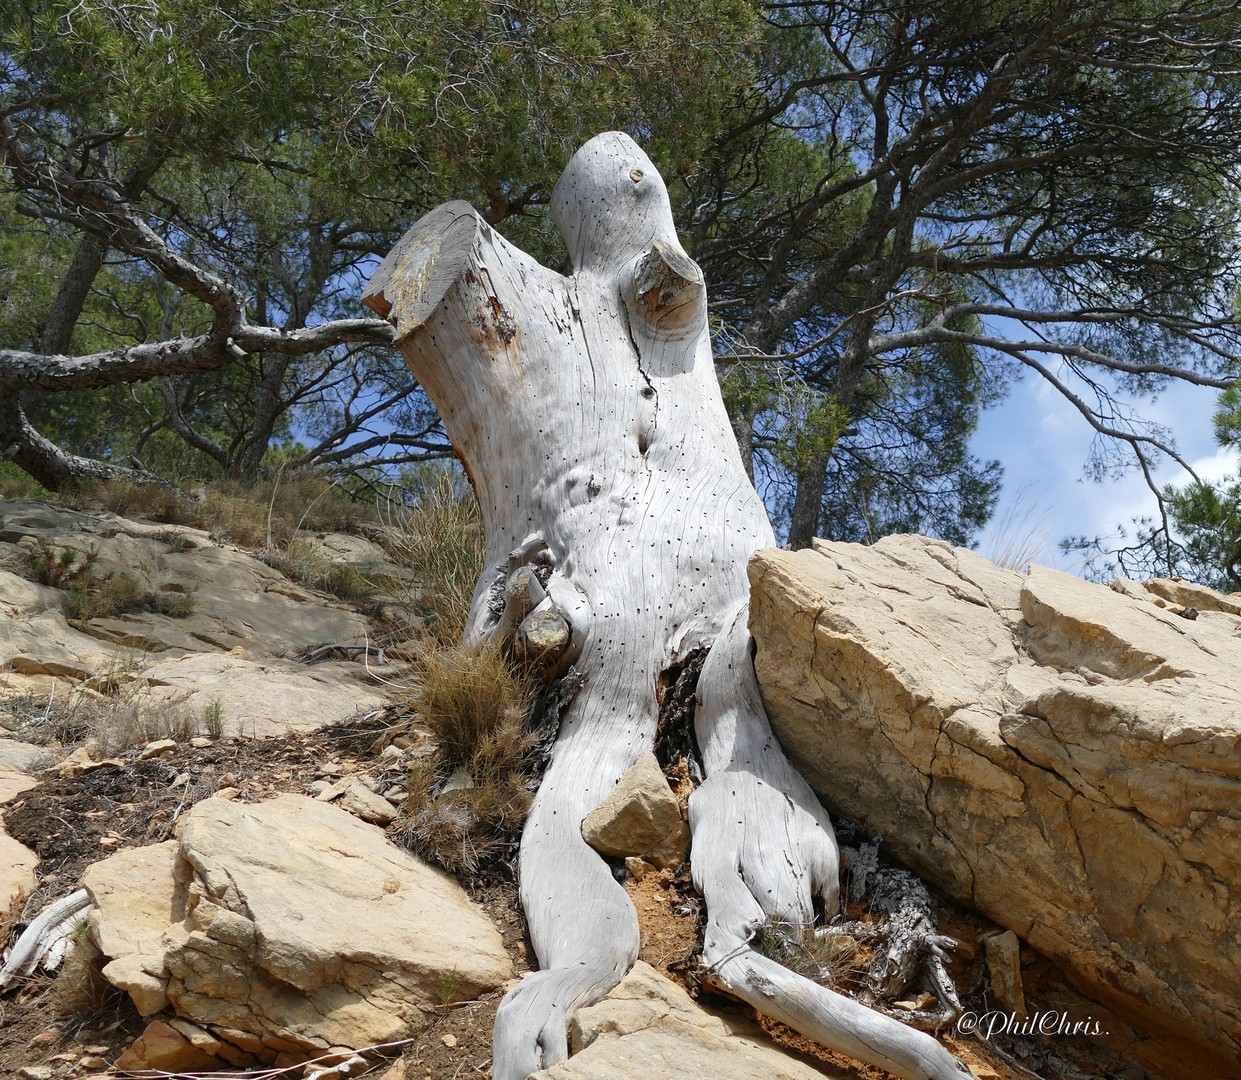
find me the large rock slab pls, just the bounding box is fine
[84,795,511,1060]
[0,757,39,912]
[749,536,1241,1075]
[1,822,38,913]
[0,500,373,657]
[0,500,387,734]
[534,962,833,1080]
[138,652,387,738]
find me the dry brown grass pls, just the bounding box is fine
[25,540,195,621]
[381,478,486,645]
[261,537,380,602]
[64,471,382,548]
[6,682,221,757]
[394,644,540,874]
[51,926,120,1017]
[754,916,867,990]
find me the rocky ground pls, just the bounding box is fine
[1,494,1224,1080]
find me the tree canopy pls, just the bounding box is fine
[4,0,1241,555]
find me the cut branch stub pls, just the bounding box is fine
[624,239,706,338]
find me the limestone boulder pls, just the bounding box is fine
[0,500,374,656]
[84,795,511,1061]
[749,536,1241,1075]
[581,753,689,869]
[0,758,39,911]
[534,962,828,1080]
[1,822,38,913]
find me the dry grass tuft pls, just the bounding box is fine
[79,478,187,523]
[64,471,381,549]
[52,926,120,1017]
[394,644,540,874]
[382,478,485,645]
[755,916,866,989]
[261,538,379,602]
[6,683,221,757]
[25,540,195,621]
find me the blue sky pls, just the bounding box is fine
[971,373,1239,574]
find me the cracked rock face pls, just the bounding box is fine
[749,536,1241,1077]
[84,794,511,1060]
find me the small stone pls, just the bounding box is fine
[212,787,240,800]
[99,835,121,849]
[78,1055,108,1069]
[582,753,688,869]
[139,739,178,760]
[892,992,936,1011]
[384,787,408,803]
[440,1033,457,1048]
[190,737,213,749]
[982,930,1027,1020]
[18,1066,55,1080]
[30,1028,60,1046]
[337,779,398,825]
[380,744,404,762]
[308,780,333,795]
[624,856,654,881]
[83,1045,109,1055]
[318,763,344,777]
[219,772,238,787]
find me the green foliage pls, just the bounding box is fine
[3,0,760,483]
[1164,477,1241,591]
[1156,386,1241,591]
[0,460,54,500]
[1065,383,1241,589]
[7,0,1241,552]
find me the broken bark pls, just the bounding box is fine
[364,131,968,1080]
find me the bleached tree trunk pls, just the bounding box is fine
[363,132,968,1080]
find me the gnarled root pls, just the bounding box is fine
[690,603,970,1080]
[491,655,655,1079]
[471,536,586,684]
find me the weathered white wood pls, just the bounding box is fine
[692,605,969,1079]
[364,132,967,1080]
[0,888,92,990]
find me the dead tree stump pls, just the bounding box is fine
[364,131,968,1080]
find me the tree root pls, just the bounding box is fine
[690,604,970,1080]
